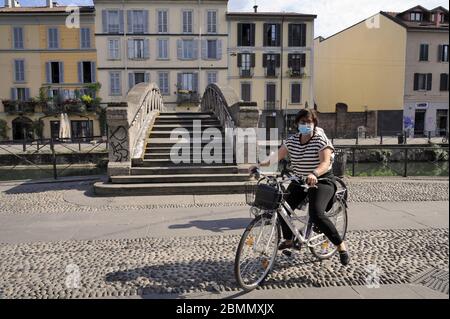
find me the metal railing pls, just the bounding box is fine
[176,91,200,105]
[239,68,254,78]
[264,100,279,110]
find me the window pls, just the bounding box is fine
[265,83,276,109]
[50,121,60,139]
[46,62,63,84]
[264,24,280,47]
[11,88,29,101]
[291,83,302,104]
[207,40,217,59]
[157,10,168,33]
[288,24,306,47]
[14,60,25,82]
[158,39,169,59]
[78,61,96,83]
[182,10,193,33]
[241,83,251,101]
[108,38,120,60]
[237,53,255,77]
[103,10,123,33]
[48,28,59,49]
[178,73,198,92]
[128,38,149,60]
[158,72,170,95]
[207,10,217,33]
[440,73,449,91]
[207,71,217,85]
[80,28,91,48]
[410,12,422,21]
[178,39,197,60]
[288,53,306,72]
[13,27,24,49]
[263,54,280,76]
[237,23,255,46]
[419,44,429,61]
[128,72,149,89]
[439,45,449,62]
[110,72,121,95]
[71,120,93,139]
[414,73,432,91]
[128,10,148,34]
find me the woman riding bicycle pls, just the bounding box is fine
[251,109,350,265]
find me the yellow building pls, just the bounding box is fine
[0,0,101,141]
[226,8,316,137]
[314,6,449,136]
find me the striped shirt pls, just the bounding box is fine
[283,127,335,178]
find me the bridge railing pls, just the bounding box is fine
[107,82,164,176]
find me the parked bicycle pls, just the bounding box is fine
[234,163,348,291]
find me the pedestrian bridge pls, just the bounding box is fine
[93,82,260,196]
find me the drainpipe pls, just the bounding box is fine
[198,0,202,106]
[280,16,284,139]
[123,0,127,103]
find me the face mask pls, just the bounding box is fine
[298,124,314,135]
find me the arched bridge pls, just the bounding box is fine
[94,83,260,196]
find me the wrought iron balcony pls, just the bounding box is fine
[264,100,279,110]
[2,100,36,114]
[177,90,200,105]
[239,68,254,78]
[265,67,279,78]
[288,68,306,78]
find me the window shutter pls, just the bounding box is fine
[145,72,150,83]
[102,10,108,33]
[128,73,134,90]
[78,62,83,83]
[237,24,242,46]
[438,45,443,62]
[301,24,306,46]
[177,40,182,59]
[192,73,198,92]
[59,62,64,83]
[128,39,134,59]
[25,88,30,101]
[46,62,51,83]
[144,39,150,59]
[288,54,292,68]
[413,73,419,90]
[440,73,446,91]
[192,39,198,59]
[276,54,281,67]
[426,73,432,91]
[217,40,222,60]
[177,72,182,89]
[276,24,281,46]
[201,39,207,59]
[119,10,124,33]
[250,24,255,46]
[127,10,133,33]
[143,10,149,33]
[250,53,255,67]
[288,24,293,46]
[91,62,96,82]
[301,53,306,67]
[11,88,17,100]
[237,53,242,67]
[263,23,268,46]
[262,54,267,67]
[21,60,25,82]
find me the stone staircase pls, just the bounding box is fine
[94,112,251,196]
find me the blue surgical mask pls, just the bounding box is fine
[298,124,314,135]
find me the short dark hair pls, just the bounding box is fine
[294,109,318,127]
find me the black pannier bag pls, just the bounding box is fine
[253,184,282,210]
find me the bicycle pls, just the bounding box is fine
[234,163,348,291]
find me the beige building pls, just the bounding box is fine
[0,0,101,141]
[314,5,449,136]
[226,8,316,137]
[94,0,228,111]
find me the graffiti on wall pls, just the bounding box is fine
[110,126,129,162]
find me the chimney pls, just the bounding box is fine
[253,5,258,13]
[46,0,53,8]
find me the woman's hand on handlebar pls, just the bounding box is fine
[306,173,318,186]
[248,165,260,175]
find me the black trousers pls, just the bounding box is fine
[280,178,343,246]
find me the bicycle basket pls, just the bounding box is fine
[252,183,282,210]
[245,182,257,206]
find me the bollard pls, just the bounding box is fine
[380,133,383,145]
[428,131,431,144]
[403,148,408,177]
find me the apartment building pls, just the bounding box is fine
[94,0,228,111]
[0,0,100,141]
[314,5,449,137]
[226,7,316,136]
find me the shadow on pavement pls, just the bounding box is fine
[2,178,101,195]
[169,218,253,233]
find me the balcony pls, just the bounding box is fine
[239,68,254,78]
[43,100,96,115]
[265,67,279,78]
[288,68,307,78]
[264,100,279,110]
[177,90,200,106]
[2,100,36,114]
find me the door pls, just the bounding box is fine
[437,109,448,136]
[265,116,276,139]
[266,84,276,109]
[50,121,60,140]
[12,117,33,141]
[414,110,426,137]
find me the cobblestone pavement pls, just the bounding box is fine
[0,228,447,299]
[0,178,448,215]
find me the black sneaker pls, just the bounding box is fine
[278,240,293,250]
[339,250,350,266]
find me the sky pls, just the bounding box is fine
[3,0,449,38]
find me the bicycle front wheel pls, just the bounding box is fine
[234,213,280,291]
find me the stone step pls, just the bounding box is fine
[157,114,216,120]
[110,173,250,184]
[145,146,232,152]
[154,119,220,124]
[151,124,222,131]
[148,131,225,138]
[159,112,214,116]
[146,139,227,148]
[93,181,248,196]
[137,159,236,167]
[130,166,239,175]
[143,152,234,159]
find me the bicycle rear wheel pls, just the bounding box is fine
[234,213,280,291]
[309,200,348,260]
